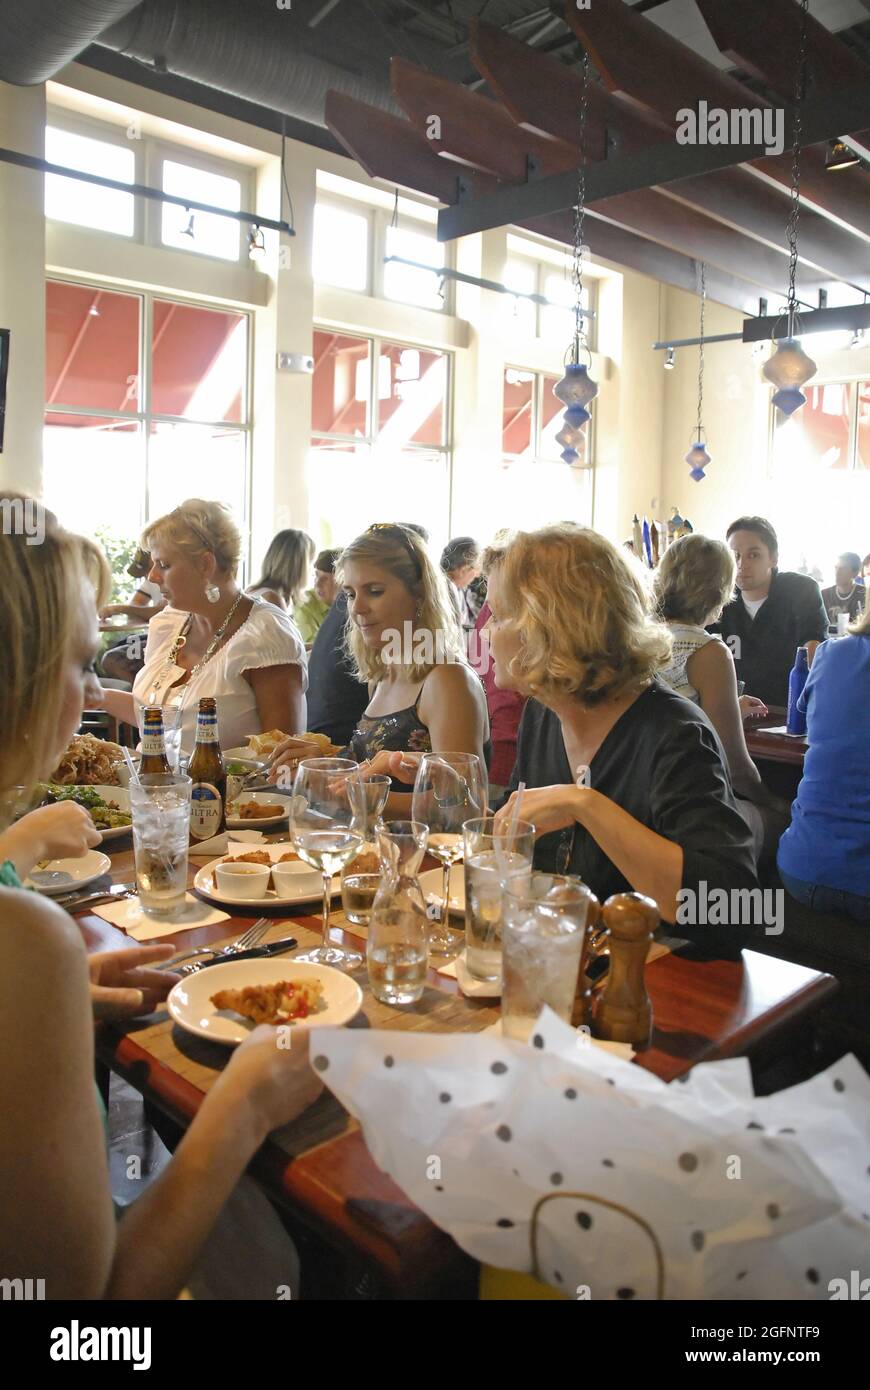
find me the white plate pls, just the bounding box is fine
[225,790,289,832]
[420,863,465,915]
[223,748,269,767]
[25,848,113,895]
[193,841,335,909]
[168,957,363,1045]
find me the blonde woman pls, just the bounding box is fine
[271,523,489,807]
[485,525,758,939]
[0,503,322,1298]
[99,500,307,755]
[247,528,315,612]
[654,533,787,862]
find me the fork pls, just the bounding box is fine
[163,918,271,969]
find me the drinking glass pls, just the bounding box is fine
[341,773,390,927]
[412,752,488,956]
[367,820,429,1005]
[129,773,192,918]
[463,815,535,982]
[290,758,364,969]
[501,874,597,1041]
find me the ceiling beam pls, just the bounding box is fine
[742,301,870,343]
[696,0,869,100]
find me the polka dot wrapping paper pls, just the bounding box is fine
[313,1008,870,1300]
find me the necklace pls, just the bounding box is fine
[167,591,246,681]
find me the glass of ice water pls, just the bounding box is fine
[501,874,597,1041]
[462,815,535,982]
[129,774,192,918]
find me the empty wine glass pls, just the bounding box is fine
[289,758,364,970]
[412,751,487,955]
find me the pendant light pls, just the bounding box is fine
[685,262,711,481]
[553,48,597,466]
[762,0,817,418]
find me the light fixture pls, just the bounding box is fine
[247,224,266,260]
[825,139,861,172]
[180,210,195,239]
[850,328,865,349]
[664,347,676,370]
[87,304,100,318]
[685,262,711,482]
[763,0,816,419]
[552,48,597,467]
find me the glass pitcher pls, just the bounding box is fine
[367,820,429,1005]
[341,774,391,927]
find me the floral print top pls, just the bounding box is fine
[347,685,432,769]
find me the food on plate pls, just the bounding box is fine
[221,850,272,867]
[230,799,286,820]
[50,734,127,786]
[349,850,380,875]
[36,783,132,830]
[245,729,339,758]
[276,851,300,864]
[210,978,325,1026]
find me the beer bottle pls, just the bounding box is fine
[188,697,227,843]
[139,707,172,776]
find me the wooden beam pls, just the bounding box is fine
[468,18,667,156]
[748,146,870,243]
[696,0,869,100]
[390,56,580,180]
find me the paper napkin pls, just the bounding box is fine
[188,829,267,858]
[92,891,231,940]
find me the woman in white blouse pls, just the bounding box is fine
[99,499,307,755]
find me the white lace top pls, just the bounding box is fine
[659,623,724,704]
[132,600,307,755]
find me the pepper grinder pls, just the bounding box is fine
[592,892,658,1047]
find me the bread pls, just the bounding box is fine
[245,729,340,758]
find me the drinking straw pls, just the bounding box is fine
[507,781,526,855]
[123,746,141,787]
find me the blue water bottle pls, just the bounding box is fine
[786,646,809,735]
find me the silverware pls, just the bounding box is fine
[163,918,271,969]
[180,935,298,975]
[60,882,136,912]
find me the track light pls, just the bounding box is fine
[826,140,861,172]
[247,225,266,261]
[664,347,676,370]
[180,210,195,239]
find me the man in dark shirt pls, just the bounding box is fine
[711,516,827,707]
[304,590,368,747]
[821,551,865,631]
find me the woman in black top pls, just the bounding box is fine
[487,525,759,948]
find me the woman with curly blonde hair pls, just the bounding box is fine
[488,524,758,939]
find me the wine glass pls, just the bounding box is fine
[289,758,364,970]
[412,751,488,955]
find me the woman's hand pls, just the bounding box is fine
[357,751,422,784]
[0,802,102,878]
[99,603,124,619]
[494,784,584,839]
[738,695,768,720]
[218,1025,325,1138]
[88,944,180,1022]
[268,736,328,786]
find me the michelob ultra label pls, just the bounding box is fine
[190,783,223,840]
[195,713,219,744]
[141,727,166,756]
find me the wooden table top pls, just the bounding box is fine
[84,838,837,1297]
[744,706,808,766]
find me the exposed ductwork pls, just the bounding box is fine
[0,0,142,85]
[94,0,398,128]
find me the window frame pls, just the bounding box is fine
[312,191,455,314]
[503,252,597,352]
[502,363,595,469]
[44,109,142,243]
[767,374,865,476]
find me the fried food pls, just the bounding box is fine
[245,729,339,757]
[277,851,300,863]
[222,850,272,867]
[210,979,325,1026]
[51,734,127,786]
[233,800,284,820]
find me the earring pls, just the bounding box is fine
[205,583,221,605]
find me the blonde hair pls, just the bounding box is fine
[78,535,112,609]
[484,523,672,706]
[0,498,91,805]
[654,533,736,626]
[141,498,241,578]
[337,525,464,682]
[251,529,315,605]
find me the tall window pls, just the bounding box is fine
[487,367,592,533]
[43,280,249,546]
[309,330,451,550]
[502,249,595,351]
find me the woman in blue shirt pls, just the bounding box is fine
[777,607,870,922]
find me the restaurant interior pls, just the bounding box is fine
[1,0,870,1335]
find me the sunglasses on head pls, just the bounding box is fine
[366,523,422,576]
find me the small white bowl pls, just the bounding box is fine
[214,861,271,899]
[272,859,322,899]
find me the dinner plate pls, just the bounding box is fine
[419,863,465,916]
[168,958,363,1045]
[25,848,113,895]
[193,841,336,908]
[225,790,289,832]
[82,784,132,843]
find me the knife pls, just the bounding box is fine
[59,882,136,912]
[183,936,299,972]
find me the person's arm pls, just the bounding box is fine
[0,802,102,879]
[244,663,306,738]
[687,640,767,801]
[96,686,138,727]
[252,588,286,611]
[378,663,488,817]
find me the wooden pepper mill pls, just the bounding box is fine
[592,892,658,1048]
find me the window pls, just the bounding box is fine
[45,125,135,237]
[771,381,864,472]
[43,280,250,544]
[312,183,451,311]
[503,238,596,350]
[313,203,370,292]
[384,221,444,312]
[161,159,241,261]
[492,366,593,532]
[309,329,451,550]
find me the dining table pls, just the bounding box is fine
[81,833,838,1300]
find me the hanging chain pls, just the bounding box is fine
[697,261,706,440]
[785,0,810,335]
[571,48,590,360]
